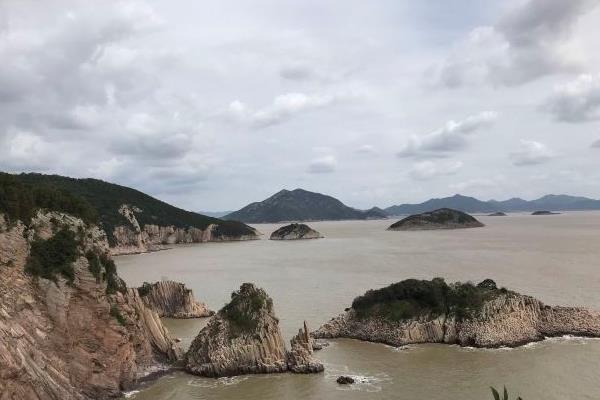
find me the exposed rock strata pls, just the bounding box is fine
[314,282,600,348]
[387,208,484,231]
[270,223,323,240]
[0,211,181,400]
[138,280,213,318]
[112,204,258,255]
[185,283,323,377]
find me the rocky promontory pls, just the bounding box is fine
[270,223,323,240]
[185,283,323,377]
[0,211,181,399]
[138,280,213,318]
[387,208,484,231]
[313,278,600,348]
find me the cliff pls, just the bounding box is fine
[387,208,484,231]
[269,223,323,240]
[138,280,213,318]
[0,211,181,399]
[185,283,322,377]
[313,278,600,348]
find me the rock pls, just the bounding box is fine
[337,376,355,384]
[270,223,323,240]
[287,321,324,373]
[312,340,329,351]
[313,278,600,349]
[0,211,181,400]
[488,212,507,216]
[185,283,323,377]
[532,210,560,215]
[387,208,484,231]
[138,281,213,318]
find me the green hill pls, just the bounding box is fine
[1,173,256,244]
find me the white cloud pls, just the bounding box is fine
[308,155,337,174]
[398,111,498,158]
[430,0,597,87]
[408,160,463,180]
[510,140,556,166]
[542,74,600,122]
[592,139,600,148]
[356,144,375,154]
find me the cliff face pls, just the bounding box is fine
[0,211,181,400]
[269,223,323,240]
[138,281,213,318]
[185,283,322,377]
[314,291,600,348]
[111,205,258,255]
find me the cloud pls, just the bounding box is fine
[592,139,600,148]
[398,111,498,158]
[307,155,337,174]
[279,63,315,81]
[408,160,463,180]
[430,0,598,88]
[229,91,360,128]
[510,140,556,166]
[356,144,375,154]
[541,74,600,122]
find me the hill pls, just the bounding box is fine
[385,194,600,215]
[2,173,257,253]
[225,189,387,223]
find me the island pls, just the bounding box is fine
[488,212,507,216]
[532,211,560,215]
[313,278,600,348]
[270,223,323,240]
[185,283,323,377]
[387,208,484,231]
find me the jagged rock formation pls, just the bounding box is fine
[138,280,213,318]
[185,283,322,377]
[112,205,259,255]
[0,211,181,399]
[287,321,324,373]
[313,278,600,348]
[387,208,484,231]
[269,223,323,240]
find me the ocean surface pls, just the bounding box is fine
[117,212,600,400]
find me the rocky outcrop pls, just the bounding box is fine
[314,279,600,349]
[0,211,181,400]
[111,205,259,255]
[287,321,324,373]
[269,223,323,240]
[387,208,484,231]
[138,280,213,318]
[185,283,323,377]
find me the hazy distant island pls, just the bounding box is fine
[488,212,507,216]
[270,223,323,240]
[225,188,387,223]
[2,172,258,255]
[387,208,484,231]
[532,211,561,215]
[313,278,600,348]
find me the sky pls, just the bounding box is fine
[1,0,600,211]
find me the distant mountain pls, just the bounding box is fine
[385,194,600,215]
[199,210,234,218]
[224,189,387,223]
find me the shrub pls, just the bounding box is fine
[110,305,126,326]
[221,284,272,336]
[85,250,126,294]
[137,282,153,297]
[25,227,79,283]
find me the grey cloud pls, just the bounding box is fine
[307,155,336,174]
[510,140,556,166]
[408,160,463,180]
[398,111,498,157]
[542,74,600,122]
[592,139,600,148]
[431,0,598,88]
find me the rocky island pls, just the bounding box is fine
[488,212,507,216]
[185,283,323,377]
[137,280,213,318]
[532,211,560,215]
[313,278,600,348]
[270,223,323,240]
[387,208,484,231]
